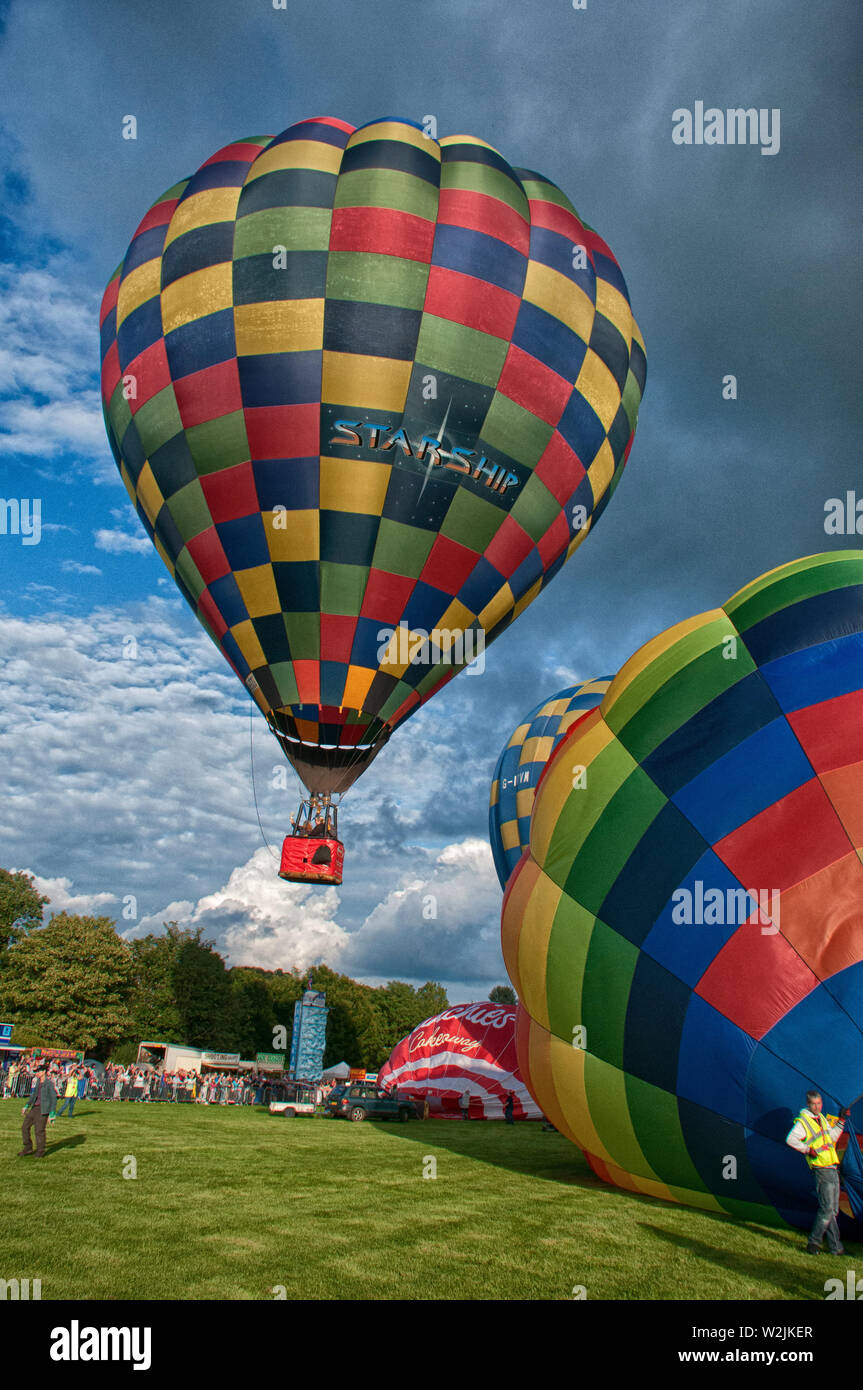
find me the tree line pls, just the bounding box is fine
[0,868,490,1069]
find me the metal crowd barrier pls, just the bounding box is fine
[2,1071,298,1106]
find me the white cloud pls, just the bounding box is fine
[61,560,101,575]
[0,395,105,460]
[0,601,256,919]
[131,836,505,991]
[94,528,151,554]
[24,871,117,919]
[134,847,351,973]
[0,262,113,481]
[0,600,512,992]
[342,838,503,985]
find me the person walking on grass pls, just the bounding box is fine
[786,1090,848,1255]
[56,1068,79,1118]
[18,1064,57,1158]
[459,1089,470,1121]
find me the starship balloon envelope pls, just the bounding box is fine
[99,116,646,799]
[489,677,612,888]
[503,551,863,1234]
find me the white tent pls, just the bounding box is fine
[321,1061,351,1080]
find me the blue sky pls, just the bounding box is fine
[0,0,860,1001]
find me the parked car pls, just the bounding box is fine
[326,1082,421,1123]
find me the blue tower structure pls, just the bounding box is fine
[289,990,328,1081]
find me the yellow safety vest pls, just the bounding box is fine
[797,1110,840,1168]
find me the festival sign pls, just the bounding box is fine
[30,1047,84,1063]
[377,1003,542,1120]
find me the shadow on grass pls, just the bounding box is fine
[374,1119,851,1275]
[369,1116,607,1190]
[753,1224,859,1256]
[637,1221,845,1299]
[44,1134,87,1154]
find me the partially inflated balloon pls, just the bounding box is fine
[378,1002,542,1119]
[489,678,611,888]
[100,117,646,795]
[503,552,863,1234]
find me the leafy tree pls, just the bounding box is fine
[372,981,449,1064]
[9,1024,49,1049]
[171,926,235,1048]
[0,873,451,1071]
[377,980,424,1049]
[229,968,278,1057]
[415,981,449,1019]
[310,970,451,1070]
[311,964,373,1069]
[0,869,48,951]
[264,968,305,1056]
[0,913,134,1055]
[127,931,185,1042]
[354,994,392,1070]
[488,984,516,1005]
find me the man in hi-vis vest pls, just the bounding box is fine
[786,1091,847,1255]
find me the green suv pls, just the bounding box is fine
[327,1082,420,1123]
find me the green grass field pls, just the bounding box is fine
[0,1099,853,1300]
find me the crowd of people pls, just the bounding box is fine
[1,1057,337,1108]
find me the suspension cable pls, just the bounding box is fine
[249,700,279,862]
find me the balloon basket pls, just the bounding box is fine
[279,835,344,886]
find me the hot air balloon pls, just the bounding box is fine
[489,677,612,888]
[378,1002,542,1119]
[99,116,646,882]
[503,551,863,1237]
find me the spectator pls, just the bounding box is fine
[18,1063,57,1158]
[56,1068,80,1118]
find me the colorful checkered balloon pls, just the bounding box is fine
[489,678,612,888]
[503,551,863,1235]
[100,116,646,794]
